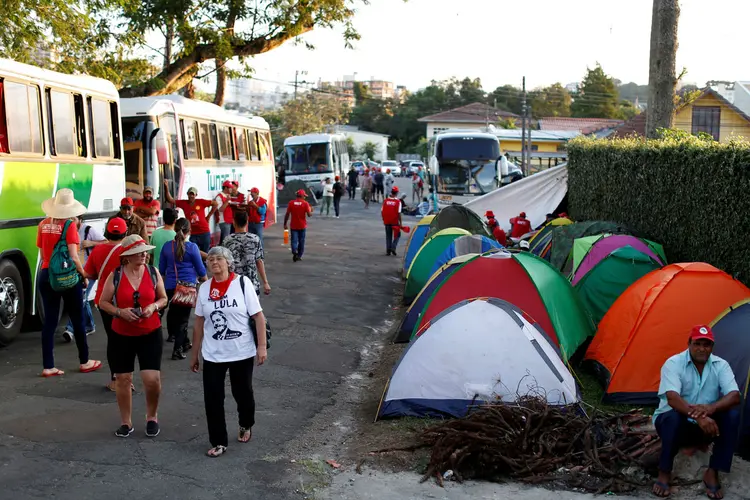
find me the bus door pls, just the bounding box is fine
[156,113,182,210]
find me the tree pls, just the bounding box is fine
[360,141,379,160]
[646,0,680,138]
[571,64,621,118]
[487,85,523,115]
[529,83,572,118]
[271,92,349,140]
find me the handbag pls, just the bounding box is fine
[170,241,197,307]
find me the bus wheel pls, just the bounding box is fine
[0,260,24,347]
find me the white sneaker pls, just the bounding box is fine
[62,330,73,343]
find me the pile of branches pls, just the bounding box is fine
[420,397,661,493]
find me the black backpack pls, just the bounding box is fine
[112,265,158,307]
[239,276,272,349]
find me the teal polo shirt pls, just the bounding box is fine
[653,349,739,424]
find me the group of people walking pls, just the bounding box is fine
[36,184,268,457]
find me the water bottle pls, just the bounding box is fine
[283,229,289,245]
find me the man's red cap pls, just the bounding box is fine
[296,189,307,197]
[520,211,527,217]
[231,180,239,187]
[250,187,260,194]
[120,197,134,207]
[485,210,495,218]
[392,186,399,193]
[690,325,715,342]
[222,180,233,188]
[106,217,127,235]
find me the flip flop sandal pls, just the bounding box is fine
[652,481,671,497]
[41,368,65,378]
[238,428,252,443]
[80,360,103,373]
[206,445,227,457]
[704,480,722,499]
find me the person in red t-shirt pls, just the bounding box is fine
[215,180,234,244]
[83,217,127,390]
[509,211,532,239]
[283,190,313,262]
[487,218,507,247]
[382,187,403,256]
[246,186,268,240]
[134,186,161,240]
[163,181,217,253]
[36,188,102,377]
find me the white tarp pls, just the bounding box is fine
[464,165,568,231]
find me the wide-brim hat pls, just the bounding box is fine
[119,234,155,256]
[41,188,87,219]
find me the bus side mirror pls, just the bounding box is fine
[152,128,169,166]
[497,156,509,177]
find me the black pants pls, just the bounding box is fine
[385,225,401,252]
[348,184,356,199]
[166,289,192,350]
[333,195,341,216]
[100,309,116,379]
[203,357,256,447]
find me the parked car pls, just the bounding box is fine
[407,161,425,175]
[381,160,401,176]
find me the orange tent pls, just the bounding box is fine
[585,262,750,404]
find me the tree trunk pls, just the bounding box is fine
[214,59,227,106]
[646,0,680,138]
[183,81,195,99]
[164,19,174,71]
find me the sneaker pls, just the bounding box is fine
[62,330,73,343]
[182,342,192,352]
[171,348,186,360]
[115,425,134,438]
[86,328,95,336]
[386,251,392,256]
[292,253,299,262]
[145,420,160,438]
[392,250,398,257]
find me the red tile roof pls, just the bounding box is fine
[538,117,624,133]
[611,112,647,138]
[418,102,518,122]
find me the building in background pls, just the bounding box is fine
[318,76,399,102]
[334,125,389,162]
[418,103,519,138]
[225,78,292,112]
[538,117,624,136]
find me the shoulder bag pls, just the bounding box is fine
[170,241,197,307]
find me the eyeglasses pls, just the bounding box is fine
[133,291,141,309]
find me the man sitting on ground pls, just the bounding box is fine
[652,325,740,499]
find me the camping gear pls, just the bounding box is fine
[404,228,471,303]
[574,246,661,326]
[464,165,569,231]
[394,254,478,343]
[429,234,503,278]
[402,215,435,276]
[377,298,578,419]
[536,221,632,271]
[426,205,490,239]
[568,234,666,283]
[585,262,750,404]
[412,251,594,360]
[711,299,750,458]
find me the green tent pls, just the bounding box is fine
[547,221,632,271]
[566,234,666,277]
[574,246,661,326]
[404,228,471,302]
[427,205,491,239]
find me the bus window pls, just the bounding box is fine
[0,82,7,153]
[235,128,247,161]
[209,124,220,160]
[46,89,76,156]
[110,102,121,159]
[199,122,212,159]
[217,125,233,160]
[73,94,87,157]
[181,119,200,159]
[3,80,43,154]
[258,131,271,161]
[249,130,260,160]
[88,97,113,158]
[122,117,149,195]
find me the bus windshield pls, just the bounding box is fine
[436,137,500,195]
[285,142,332,174]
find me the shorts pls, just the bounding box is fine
[375,184,384,195]
[361,188,371,200]
[108,328,163,374]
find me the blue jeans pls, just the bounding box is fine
[385,225,401,252]
[249,222,264,241]
[66,279,96,333]
[655,409,740,473]
[291,229,306,257]
[219,222,232,244]
[190,232,211,253]
[38,268,90,369]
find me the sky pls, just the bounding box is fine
[213,0,749,94]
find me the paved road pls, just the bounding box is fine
[0,184,410,500]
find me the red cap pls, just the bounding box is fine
[690,325,715,342]
[120,197,134,207]
[231,180,239,187]
[520,211,527,217]
[335,176,340,181]
[392,186,399,193]
[250,187,260,194]
[485,210,495,218]
[296,189,307,197]
[222,180,233,189]
[106,217,127,235]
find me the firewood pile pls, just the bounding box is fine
[420,397,661,493]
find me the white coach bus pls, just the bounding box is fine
[120,95,277,239]
[281,133,349,197]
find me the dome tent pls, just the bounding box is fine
[402,215,435,276]
[426,205,491,239]
[568,234,666,283]
[429,234,503,278]
[404,228,471,303]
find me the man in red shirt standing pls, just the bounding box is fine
[163,181,217,253]
[215,180,234,244]
[382,188,403,256]
[283,189,313,262]
[246,187,268,240]
[509,211,532,239]
[134,186,160,240]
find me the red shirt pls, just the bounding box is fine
[112,267,161,336]
[134,198,160,216]
[493,225,507,247]
[287,199,311,230]
[84,242,124,305]
[216,192,233,224]
[381,197,402,226]
[36,218,80,269]
[509,217,531,238]
[247,196,267,224]
[176,199,211,234]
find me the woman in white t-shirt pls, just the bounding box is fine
[191,246,268,458]
[320,177,334,217]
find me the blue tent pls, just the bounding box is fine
[711,299,750,458]
[403,217,434,276]
[429,234,502,278]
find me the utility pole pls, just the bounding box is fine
[521,77,527,176]
[526,99,533,173]
[291,70,309,99]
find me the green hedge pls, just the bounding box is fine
[567,135,750,282]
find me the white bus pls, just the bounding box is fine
[281,133,349,196]
[0,59,125,345]
[428,130,503,206]
[120,95,277,242]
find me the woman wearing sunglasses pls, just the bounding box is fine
[99,235,169,438]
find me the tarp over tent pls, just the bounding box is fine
[403,215,435,275]
[541,221,632,271]
[585,263,750,404]
[377,298,579,419]
[404,228,471,302]
[569,234,666,284]
[464,165,569,232]
[278,179,318,206]
[574,246,662,326]
[430,234,502,278]
[426,205,490,239]
[414,251,594,360]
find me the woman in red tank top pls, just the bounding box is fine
[99,235,168,438]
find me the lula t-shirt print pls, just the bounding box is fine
[195,276,262,363]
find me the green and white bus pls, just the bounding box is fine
[0,59,124,346]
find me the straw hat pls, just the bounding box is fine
[41,188,87,219]
[119,234,155,256]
